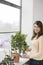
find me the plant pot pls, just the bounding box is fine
[13,53,19,63]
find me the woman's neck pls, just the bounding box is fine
[34,34,38,39]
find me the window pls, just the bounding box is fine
[0,4,20,32]
[0,0,22,52]
[0,0,22,33]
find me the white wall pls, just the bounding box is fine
[33,0,43,23]
[22,0,33,45]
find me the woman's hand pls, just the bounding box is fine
[22,54,30,58]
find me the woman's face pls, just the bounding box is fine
[33,24,41,34]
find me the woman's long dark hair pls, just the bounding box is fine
[31,21,43,40]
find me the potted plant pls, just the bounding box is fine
[11,32,29,53]
[0,55,14,65]
[11,32,29,63]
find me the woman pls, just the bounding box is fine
[22,21,43,65]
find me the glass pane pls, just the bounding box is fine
[0,4,20,32]
[5,0,20,6]
[0,33,15,41]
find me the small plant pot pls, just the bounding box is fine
[13,53,19,63]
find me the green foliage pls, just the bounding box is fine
[0,55,12,64]
[11,32,29,53]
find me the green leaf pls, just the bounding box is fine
[11,32,29,52]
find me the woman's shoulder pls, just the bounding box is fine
[38,35,43,44]
[39,32,43,38]
[39,35,43,40]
